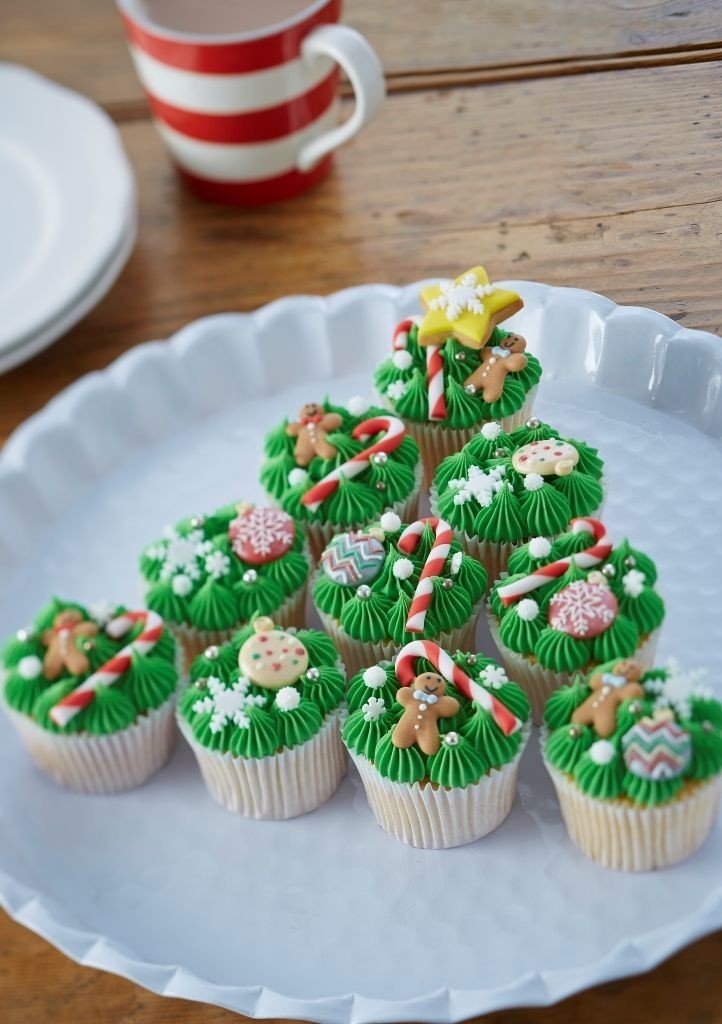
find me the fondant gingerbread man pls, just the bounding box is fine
[286,403,343,467]
[463,333,528,402]
[571,659,644,738]
[392,672,460,756]
[42,610,99,680]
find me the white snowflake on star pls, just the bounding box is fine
[428,272,498,322]
[645,658,713,720]
[193,675,267,733]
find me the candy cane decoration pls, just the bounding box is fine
[301,415,406,513]
[398,517,453,633]
[48,610,164,727]
[392,317,446,421]
[497,517,613,607]
[392,317,421,351]
[396,640,522,736]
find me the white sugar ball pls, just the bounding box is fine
[275,686,301,711]
[523,472,545,492]
[17,655,43,680]
[480,422,502,441]
[517,598,540,622]
[528,536,552,559]
[347,395,370,416]
[392,350,413,370]
[363,665,387,689]
[393,557,415,580]
[172,574,193,597]
[288,467,309,486]
[450,551,463,576]
[589,740,617,766]
[379,511,401,533]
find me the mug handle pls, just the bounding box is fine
[296,24,385,172]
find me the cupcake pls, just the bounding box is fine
[140,501,310,672]
[1,598,178,793]
[431,418,605,580]
[259,397,422,562]
[177,616,346,819]
[541,658,722,869]
[374,266,541,484]
[343,640,531,848]
[312,512,488,677]
[487,518,665,723]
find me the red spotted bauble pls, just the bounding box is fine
[548,580,618,639]
[229,506,296,565]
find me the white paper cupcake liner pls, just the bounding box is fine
[540,733,722,870]
[3,696,177,794]
[487,615,660,725]
[398,386,538,487]
[302,462,423,565]
[178,711,347,819]
[170,582,308,676]
[317,598,483,679]
[347,722,530,848]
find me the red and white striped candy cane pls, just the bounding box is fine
[395,640,522,736]
[301,415,406,513]
[49,610,165,728]
[497,517,613,607]
[391,317,446,421]
[398,517,453,633]
[392,316,421,350]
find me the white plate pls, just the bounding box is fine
[0,282,721,1023]
[0,65,136,362]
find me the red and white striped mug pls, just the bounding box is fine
[117,0,385,204]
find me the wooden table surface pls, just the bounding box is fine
[1,2,721,1021]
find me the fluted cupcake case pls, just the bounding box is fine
[1,600,179,793]
[374,267,542,485]
[260,400,423,564]
[178,619,347,820]
[540,661,722,869]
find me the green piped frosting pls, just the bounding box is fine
[179,623,344,758]
[432,420,604,546]
[342,648,529,787]
[374,320,541,429]
[545,723,593,773]
[2,599,178,735]
[313,519,487,643]
[574,746,625,799]
[140,502,310,631]
[259,400,420,526]
[490,524,665,674]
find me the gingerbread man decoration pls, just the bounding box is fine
[42,610,99,680]
[463,333,528,403]
[571,659,644,738]
[392,672,460,756]
[285,403,343,467]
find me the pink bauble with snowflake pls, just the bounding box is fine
[229,507,296,565]
[548,580,618,638]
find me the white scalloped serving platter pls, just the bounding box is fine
[1,282,721,1024]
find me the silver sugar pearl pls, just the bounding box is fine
[83,640,95,652]
[356,584,372,600]
[375,481,387,491]
[602,564,616,578]
[464,383,477,396]
[624,555,636,569]
[525,417,541,429]
[494,447,507,458]
[568,725,582,739]
[371,451,389,466]
[195,677,208,690]
[190,515,205,528]
[444,731,460,745]
[442,578,454,589]
[454,351,467,362]
[466,654,477,665]
[242,569,258,584]
[702,720,715,733]
[306,667,320,681]
[628,701,643,716]
[204,645,220,660]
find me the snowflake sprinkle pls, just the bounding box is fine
[362,696,387,721]
[192,675,266,733]
[478,664,508,690]
[387,380,408,402]
[646,658,713,720]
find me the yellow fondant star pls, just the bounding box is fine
[418,266,523,350]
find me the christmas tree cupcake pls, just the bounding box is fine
[541,658,722,870]
[374,266,541,484]
[431,418,604,581]
[312,512,488,677]
[259,398,422,563]
[488,517,665,722]
[140,501,310,671]
[343,640,531,848]
[1,598,178,793]
[178,617,346,818]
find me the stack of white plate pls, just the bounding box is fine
[0,64,136,374]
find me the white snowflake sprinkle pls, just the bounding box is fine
[428,272,498,321]
[362,695,386,721]
[387,380,407,402]
[622,569,646,598]
[479,664,508,690]
[450,551,463,576]
[193,676,266,733]
[275,686,301,712]
[646,658,713,720]
[205,551,231,580]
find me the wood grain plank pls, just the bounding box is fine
[3,0,722,109]
[1,910,721,1024]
